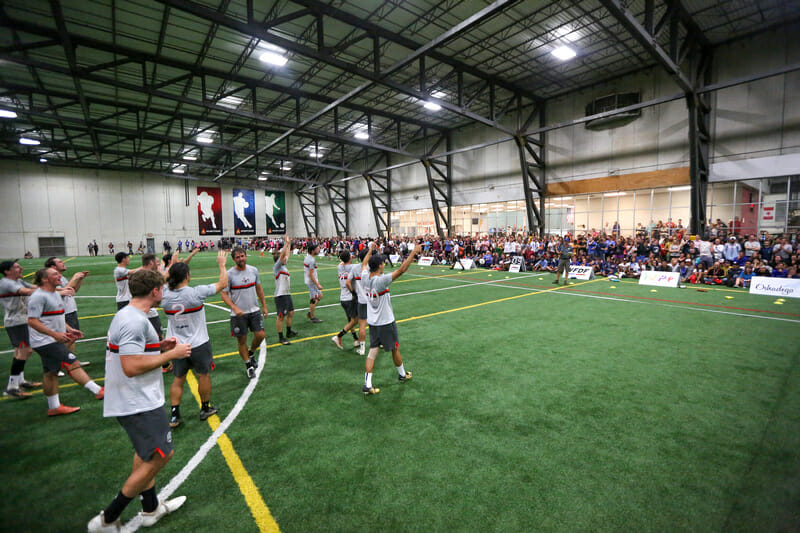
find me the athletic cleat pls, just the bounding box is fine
[286,331,299,338]
[357,345,365,356]
[199,405,219,420]
[3,387,32,399]
[362,386,380,395]
[57,370,65,377]
[246,365,256,379]
[331,336,343,350]
[87,510,123,532]
[398,371,413,382]
[139,495,187,527]
[552,279,559,284]
[20,380,42,390]
[80,360,91,367]
[353,340,360,348]
[279,337,291,345]
[309,317,322,323]
[161,362,173,373]
[95,387,105,400]
[169,415,182,428]
[48,404,80,416]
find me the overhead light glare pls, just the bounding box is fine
[258,176,267,181]
[182,155,197,161]
[39,158,47,163]
[551,45,577,61]
[603,191,626,197]
[354,131,369,140]
[19,137,40,145]
[259,51,288,66]
[423,101,442,111]
[280,165,292,171]
[172,167,185,174]
[0,109,18,119]
[668,185,691,192]
[196,136,213,144]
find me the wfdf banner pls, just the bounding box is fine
[233,188,256,235]
[264,190,286,234]
[197,186,222,235]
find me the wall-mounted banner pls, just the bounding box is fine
[264,190,286,234]
[233,188,256,235]
[197,187,222,235]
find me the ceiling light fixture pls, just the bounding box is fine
[196,136,213,144]
[39,157,47,163]
[551,45,577,61]
[182,155,197,161]
[19,137,40,145]
[172,167,185,174]
[603,191,626,197]
[259,51,288,66]
[0,109,18,119]
[354,131,369,140]
[668,185,691,192]
[423,101,442,111]
[258,176,267,181]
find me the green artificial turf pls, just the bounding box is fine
[1,253,799,531]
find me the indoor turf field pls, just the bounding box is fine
[2,251,799,532]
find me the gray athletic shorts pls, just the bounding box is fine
[306,282,322,300]
[557,259,570,275]
[34,342,77,374]
[274,295,294,318]
[116,300,129,310]
[148,315,163,340]
[65,311,80,330]
[369,322,399,352]
[172,341,213,377]
[340,300,358,320]
[230,311,264,337]
[5,324,29,348]
[357,302,368,320]
[117,406,173,461]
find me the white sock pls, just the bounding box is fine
[47,394,60,409]
[364,372,372,388]
[396,364,406,377]
[359,342,365,348]
[19,371,26,384]
[84,381,101,394]
[7,374,20,389]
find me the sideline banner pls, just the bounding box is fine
[749,276,800,299]
[232,188,256,235]
[197,186,222,235]
[638,270,680,288]
[264,190,286,234]
[568,266,595,280]
[389,254,402,264]
[454,258,475,270]
[417,256,434,266]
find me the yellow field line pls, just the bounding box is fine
[185,372,280,533]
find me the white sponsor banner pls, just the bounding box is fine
[508,263,521,273]
[454,258,474,270]
[568,266,595,280]
[638,270,680,288]
[389,254,401,264]
[749,276,800,299]
[417,256,434,266]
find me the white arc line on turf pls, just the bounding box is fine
[123,336,269,532]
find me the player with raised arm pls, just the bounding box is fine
[361,243,422,395]
[331,249,359,350]
[162,251,228,428]
[0,260,41,398]
[351,243,375,356]
[273,236,298,345]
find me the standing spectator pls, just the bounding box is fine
[723,237,741,262]
[744,234,761,258]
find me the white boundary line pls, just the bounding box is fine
[124,336,268,532]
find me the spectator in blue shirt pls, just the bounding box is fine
[734,266,754,288]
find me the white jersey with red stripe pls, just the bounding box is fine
[104,305,164,417]
[0,277,33,327]
[59,274,78,314]
[350,263,367,304]
[363,271,394,326]
[303,254,317,285]
[26,289,66,348]
[162,284,216,346]
[223,265,261,315]
[273,260,291,297]
[337,263,354,302]
[113,266,131,302]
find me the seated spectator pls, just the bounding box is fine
[532,257,549,271]
[771,262,789,278]
[734,266,754,288]
[733,251,747,267]
[705,262,725,285]
[788,267,799,279]
[23,251,33,259]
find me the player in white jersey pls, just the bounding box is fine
[0,260,41,398]
[331,250,360,350]
[44,257,91,374]
[88,269,191,532]
[220,247,266,379]
[351,244,375,356]
[113,252,143,310]
[303,242,324,322]
[27,268,104,416]
[360,243,421,395]
[272,236,298,345]
[162,251,228,427]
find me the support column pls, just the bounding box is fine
[297,187,318,238]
